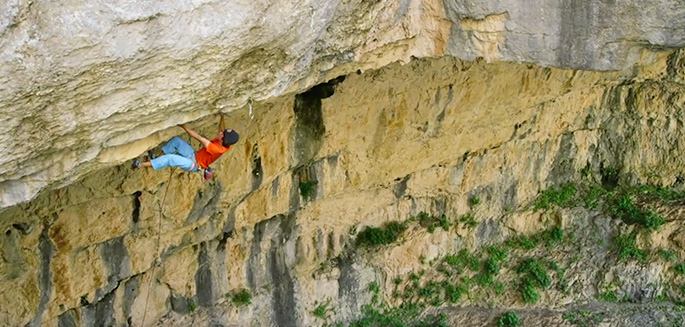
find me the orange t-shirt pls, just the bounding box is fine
[195,137,230,169]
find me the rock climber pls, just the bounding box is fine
[133,114,239,180]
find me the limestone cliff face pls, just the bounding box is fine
[1,0,684,209]
[1,46,684,326]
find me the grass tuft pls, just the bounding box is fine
[534,183,577,210]
[231,289,252,307]
[497,311,521,327]
[356,221,407,248]
[613,233,647,262]
[608,195,665,231]
[516,258,551,304]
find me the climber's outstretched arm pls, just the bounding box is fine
[179,124,210,148]
[218,114,226,134]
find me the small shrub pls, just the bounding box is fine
[444,282,468,303]
[484,258,501,275]
[188,299,197,312]
[231,289,252,307]
[494,282,507,295]
[417,212,451,233]
[517,258,551,304]
[613,233,647,261]
[673,263,685,275]
[636,185,685,201]
[347,302,448,327]
[418,282,439,298]
[584,186,605,208]
[534,183,577,210]
[498,311,521,327]
[486,246,509,262]
[658,248,677,262]
[368,282,380,294]
[608,195,665,231]
[312,299,332,319]
[540,226,564,247]
[469,196,481,208]
[563,310,603,326]
[475,272,494,287]
[438,215,451,231]
[444,249,480,273]
[507,235,537,250]
[596,291,618,302]
[520,280,540,304]
[459,213,478,228]
[356,221,407,247]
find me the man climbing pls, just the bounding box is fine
[133,114,239,180]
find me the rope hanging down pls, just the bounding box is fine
[140,167,175,327]
[140,101,255,325]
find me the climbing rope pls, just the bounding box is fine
[139,101,256,325]
[140,167,175,327]
[247,98,254,120]
[241,98,262,148]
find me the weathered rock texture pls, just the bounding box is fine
[0,47,684,326]
[1,0,684,208]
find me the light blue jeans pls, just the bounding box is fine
[150,137,198,172]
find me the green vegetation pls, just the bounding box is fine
[673,262,685,275]
[346,303,449,327]
[443,249,480,273]
[505,226,565,250]
[583,186,605,208]
[368,282,380,293]
[658,248,677,262]
[188,299,197,313]
[469,195,481,207]
[476,246,509,287]
[531,180,679,233]
[339,179,685,327]
[312,299,332,319]
[497,311,521,327]
[607,194,665,231]
[534,183,577,210]
[494,282,507,295]
[356,221,407,248]
[516,258,551,304]
[596,291,618,302]
[459,213,478,228]
[633,185,685,201]
[231,289,252,307]
[443,281,468,303]
[613,233,647,262]
[299,180,318,199]
[563,310,604,327]
[416,212,451,233]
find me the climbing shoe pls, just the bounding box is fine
[132,159,140,168]
[203,168,214,180]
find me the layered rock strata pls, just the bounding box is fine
[1,0,684,208]
[0,49,684,326]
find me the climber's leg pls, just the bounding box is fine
[162,137,195,159]
[149,154,195,171]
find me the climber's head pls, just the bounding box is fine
[222,129,239,147]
